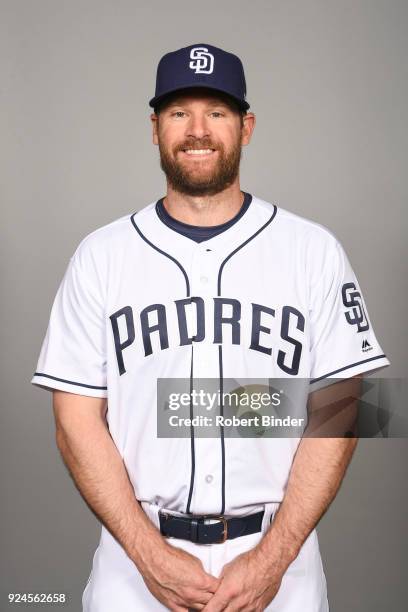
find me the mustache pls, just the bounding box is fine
[176,141,219,152]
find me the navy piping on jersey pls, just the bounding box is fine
[216,204,278,515]
[130,213,197,515]
[155,191,252,243]
[33,372,108,390]
[131,213,190,293]
[310,354,388,383]
[186,336,196,514]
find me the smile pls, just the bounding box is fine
[181,149,216,156]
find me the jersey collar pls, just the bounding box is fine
[131,194,277,263]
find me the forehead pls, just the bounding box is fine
[158,88,239,111]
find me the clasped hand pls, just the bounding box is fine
[140,539,283,611]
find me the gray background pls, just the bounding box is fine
[1,0,407,610]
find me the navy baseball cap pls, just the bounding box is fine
[149,43,250,112]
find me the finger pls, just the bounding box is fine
[201,591,230,612]
[224,602,254,612]
[201,573,222,593]
[183,586,218,608]
[207,578,222,593]
[190,587,218,608]
[223,604,242,612]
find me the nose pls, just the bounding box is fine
[185,113,211,140]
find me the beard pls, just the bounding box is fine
[158,134,243,197]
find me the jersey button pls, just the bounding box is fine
[205,474,213,483]
[200,275,209,284]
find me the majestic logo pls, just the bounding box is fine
[342,282,369,332]
[189,47,214,74]
[362,339,373,352]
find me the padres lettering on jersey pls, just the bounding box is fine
[110,298,305,375]
[31,194,390,516]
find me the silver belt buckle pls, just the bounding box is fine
[203,515,228,543]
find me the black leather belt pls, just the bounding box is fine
[159,509,264,544]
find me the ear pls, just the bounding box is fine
[241,112,256,146]
[151,113,159,145]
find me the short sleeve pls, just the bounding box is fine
[30,247,108,398]
[309,237,390,388]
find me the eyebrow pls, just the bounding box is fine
[165,100,231,111]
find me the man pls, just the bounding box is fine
[31,43,390,611]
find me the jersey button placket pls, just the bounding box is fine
[191,246,216,378]
[189,245,223,514]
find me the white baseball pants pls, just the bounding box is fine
[82,501,329,611]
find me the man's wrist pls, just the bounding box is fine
[252,520,303,575]
[127,520,166,570]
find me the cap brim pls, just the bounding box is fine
[149,83,250,111]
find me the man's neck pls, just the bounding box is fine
[162,185,244,227]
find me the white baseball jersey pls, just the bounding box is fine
[31,193,390,518]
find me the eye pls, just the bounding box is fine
[211,111,224,118]
[172,111,186,118]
